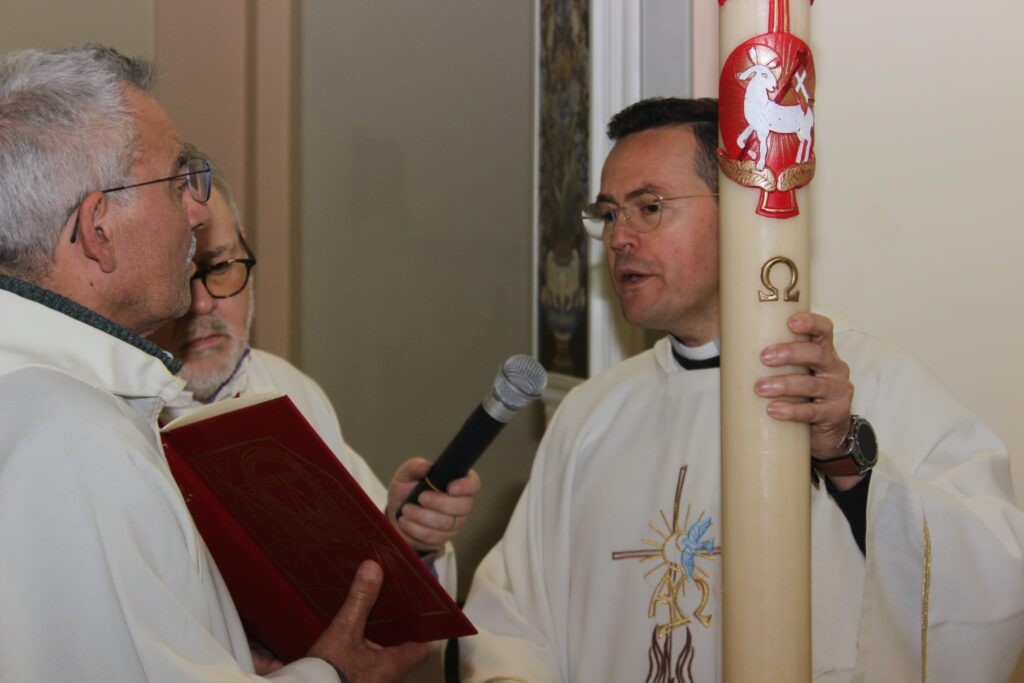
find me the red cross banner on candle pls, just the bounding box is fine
[718,0,816,218]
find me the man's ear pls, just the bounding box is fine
[75,192,117,274]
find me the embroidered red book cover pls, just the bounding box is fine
[162,394,475,662]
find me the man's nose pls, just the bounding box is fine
[183,192,211,232]
[606,211,639,251]
[189,277,216,315]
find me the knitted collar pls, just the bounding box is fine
[0,274,182,374]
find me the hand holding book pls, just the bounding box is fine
[308,560,428,683]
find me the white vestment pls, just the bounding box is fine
[460,319,1024,683]
[162,348,457,682]
[0,285,339,682]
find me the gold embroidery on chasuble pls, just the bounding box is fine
[921,518,932,683]
[612,466,720,683]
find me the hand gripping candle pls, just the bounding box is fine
[717,1,815,681]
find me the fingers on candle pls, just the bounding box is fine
[761,334,849,381]
[756,371,854,424]
[759,311,853,425]
[756,373,831,399]
[761,340,821,367]
[763,392,849,426]
[787,312,834,340]
[761,340,843,372]
[761,313,836,363]
[765,398,817,421]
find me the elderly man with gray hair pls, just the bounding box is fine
[0,45,424,682]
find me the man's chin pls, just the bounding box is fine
[169,287,193,320]
[618,298,658,329]
[181,361,236,400]
[137,297,192,339]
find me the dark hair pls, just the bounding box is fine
[606,97,718,194]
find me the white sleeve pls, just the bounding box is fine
[0,385,336,682]
[460,414,577,683]
[266,658,344,682]
[839,331,1024,681]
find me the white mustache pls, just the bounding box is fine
[175,314,232,350]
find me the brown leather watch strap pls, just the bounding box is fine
[812,453,863,478]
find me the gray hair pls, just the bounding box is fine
[0,44,155,277]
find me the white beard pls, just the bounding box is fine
[185,233,197,269]
[176,294,255,401]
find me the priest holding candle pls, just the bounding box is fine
[458,96,1024,682]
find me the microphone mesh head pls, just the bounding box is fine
[492,354,547,411]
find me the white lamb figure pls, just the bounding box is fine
[735,47,814,171]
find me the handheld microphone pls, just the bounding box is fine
[397,354,547,518]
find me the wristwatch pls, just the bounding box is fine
[811,415,878,478]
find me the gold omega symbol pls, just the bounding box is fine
[758,256,800,302]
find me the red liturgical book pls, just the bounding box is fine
[161,394,476,663]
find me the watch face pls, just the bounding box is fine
[854,419,878,467]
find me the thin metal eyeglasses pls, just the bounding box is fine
[191,234,257,299]
[581,192,718,241]
[69,157,213,243]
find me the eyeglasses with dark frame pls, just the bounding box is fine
[581,191,719,241]
[190,233,257,299]
[69,157,213,243]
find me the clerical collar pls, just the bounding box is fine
[669,335,720,370]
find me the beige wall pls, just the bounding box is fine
[154,1,250,227]
[809,2,1024,501]
[0,0,152,57]
[297,1,538,598]
[154,0,299,362]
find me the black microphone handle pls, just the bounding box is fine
[396,404,505,518]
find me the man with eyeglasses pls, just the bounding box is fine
[460,98,1024,682]
[0,46,424,683]
[149,149,479,679]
